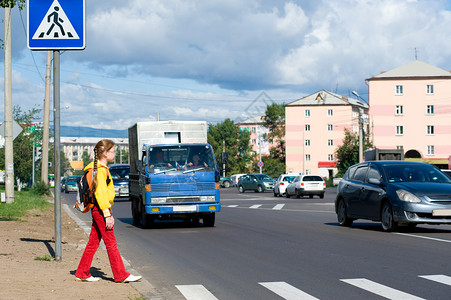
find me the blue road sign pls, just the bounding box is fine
[27,0,85,50]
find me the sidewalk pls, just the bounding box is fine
[0,200,151,299]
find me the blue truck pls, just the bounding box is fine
[128,121,221,228]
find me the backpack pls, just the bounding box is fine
[74,167,112,213]
[74,169,95,213]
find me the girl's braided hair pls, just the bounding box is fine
[92,139,115,192]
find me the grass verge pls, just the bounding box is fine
[0,186,51,221]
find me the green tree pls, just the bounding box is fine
[261,103,286,177]
[335,128,372,176]
[207,119,251,176]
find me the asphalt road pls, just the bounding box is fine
[63,187,451,300]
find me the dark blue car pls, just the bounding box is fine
[109,164,130,198]
[335,161,451,231]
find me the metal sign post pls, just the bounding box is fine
[27,0,85,261]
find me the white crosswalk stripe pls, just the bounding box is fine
[272,204,285,210]
[259,282,319,300]
[419,274,451,286]
[176,275,450,299]
[250,204,262,209]
[340,278,426,300]
[175,284,219,300]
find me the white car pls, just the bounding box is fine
[273,173,298,197]
[230,174,246,187]
[286,175,326,199]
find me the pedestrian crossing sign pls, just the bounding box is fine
[27,0,85,50]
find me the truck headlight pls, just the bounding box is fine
[200,196,216,202]
[151,197,167,204]
[396,189,421,203]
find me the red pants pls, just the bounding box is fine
[75,206,130,282]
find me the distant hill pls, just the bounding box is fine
[59,126,128,138]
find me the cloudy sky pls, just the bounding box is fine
[2,0,451,130]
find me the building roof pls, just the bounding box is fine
[286,90,368,109]
[369,60,451,79]
[237,115,264,125]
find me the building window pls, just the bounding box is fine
[427,145,434,155]
[252,127,256,133]
[396,126,403,135]
[427,125,434,135]
[395,105,403,115]
[328,124,333,131]
[328,139,333,146]
[426,105,434,115]
[305,169,311,175]
[269,139,273,144]
[395,85,403,95]
[251,139,256,145]
[305,110,310,117]
[328,154,333,161]
[305,139,310,146]
[305,124,310,131]
[427,85,434,94]
[305,154,311,161]
[328,109,333,116]
[396,145,403,150]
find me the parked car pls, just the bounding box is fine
[441,169,451,179]
[335,161,451,232]
[274,173,298,197]
[109,164,130,198]
[285,175,326,198]
[64,176,82,193]
[219,176,232,188]
[237,174,275,193]
[230,173,246,187]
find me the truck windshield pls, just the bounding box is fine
[147,144,216,174]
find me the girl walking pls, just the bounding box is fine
[75,139,141,283]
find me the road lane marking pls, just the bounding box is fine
[273,204,285,210]
[393,233,451,243]
[227,205,238,207]
[250,204,262,209]
[259,282,319,300]
[419,275,451,286]
[340,278,425,300]
[175,285,219,300]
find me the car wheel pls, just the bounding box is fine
[223,181,231,188]
[295,189,301,198]
[319,193,324,199]
[238,185,245,193]
[337,199,353,227]
[257,185,263,193]
[381,202,398,232]
[309,195,313,199]
[285,190,290,198]
[273,189,278,197]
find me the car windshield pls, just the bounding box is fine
[283,176,296,182]
[384,164,451,183]
[303,176,323,182]
[67,176,80,183]
[110,168,129,179]
[147,144,216,174]
[254,174,273,181]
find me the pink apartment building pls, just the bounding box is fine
[367,60,451,169]
[237,116,272,156]
[285,90,368,178]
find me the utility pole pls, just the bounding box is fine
[41,51,52,183]
[4,6,14,203]
[222,139,226,177]
[359,108,364,163]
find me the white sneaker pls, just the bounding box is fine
[75,276,100,282]
[120,274,142,283]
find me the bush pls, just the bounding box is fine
[32,181,50,196]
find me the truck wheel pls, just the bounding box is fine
[203,213,215,227]
[141,204,154,229]
[131,198,141,225]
